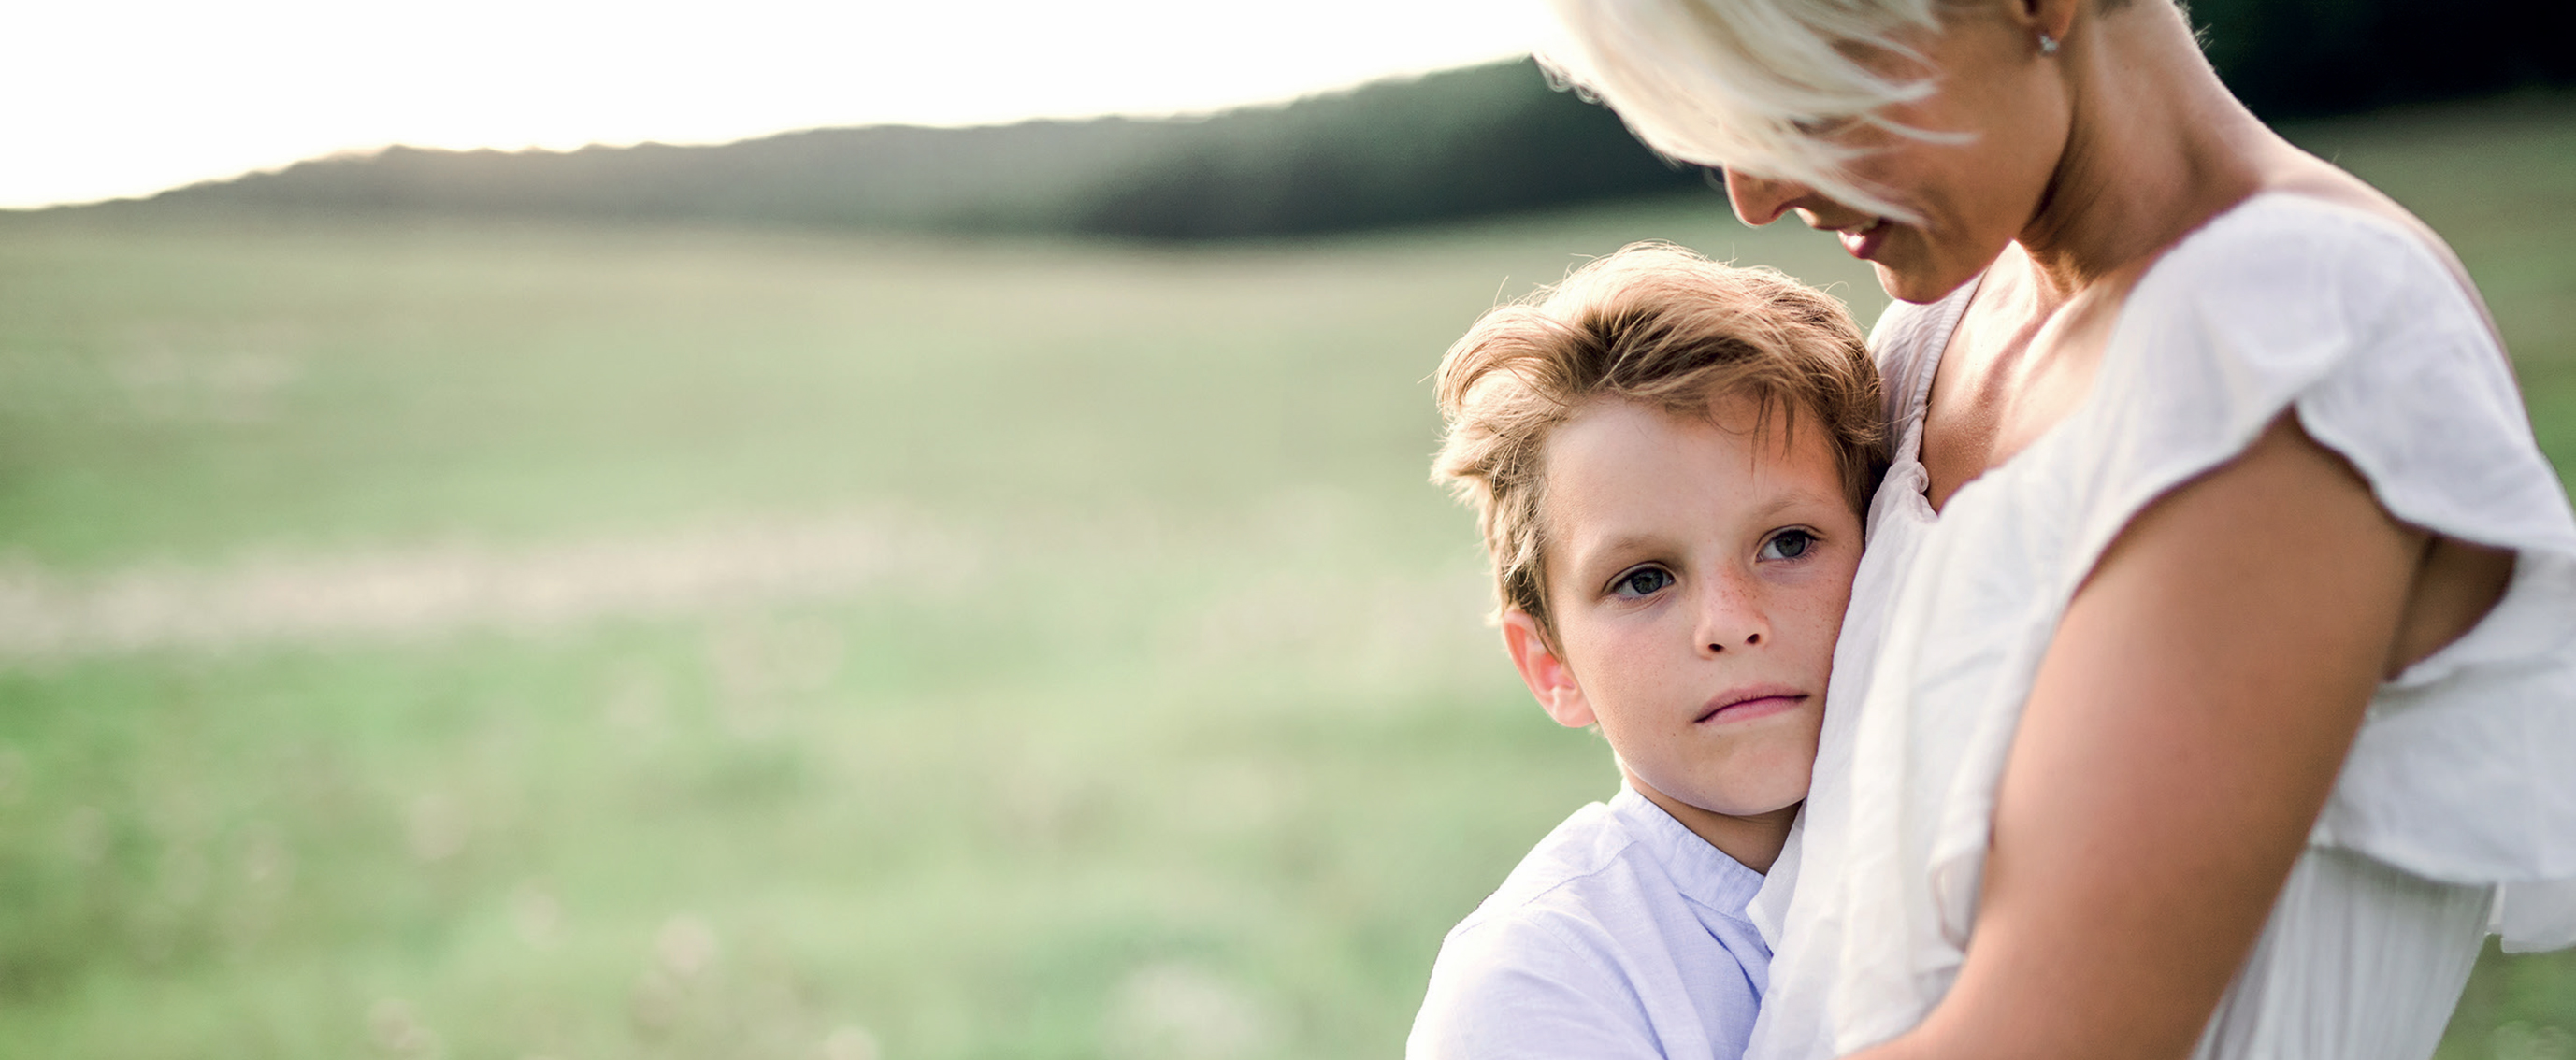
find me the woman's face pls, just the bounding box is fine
[1725,6,2072,303]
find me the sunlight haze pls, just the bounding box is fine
[4,0,1554,208]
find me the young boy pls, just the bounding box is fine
[1408,243,1883,1059]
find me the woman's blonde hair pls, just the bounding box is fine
[1533,0,1955,221]
[1432,243,1883,643]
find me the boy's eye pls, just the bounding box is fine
[1610,566,1675,599]
[1760,529,1817,561]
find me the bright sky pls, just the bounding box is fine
[4,0,1560,209]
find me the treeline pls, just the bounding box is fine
[91,60,1701,239]
[2191,0,2572,119]
[71,2,2576,239]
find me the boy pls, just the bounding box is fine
[1408,243,1883,1059]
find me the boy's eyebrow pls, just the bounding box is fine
[1570,490,1848,566]
[1739,494,1805,523]
[1574,532,1671,562]
[1741,480,1855,522]
[1557,530,1676,582]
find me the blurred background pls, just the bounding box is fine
[2,1,2571,1057]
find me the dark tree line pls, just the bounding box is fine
[2191,0,2573,118]
[70,2,2576,240]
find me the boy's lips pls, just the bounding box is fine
[1695,684,1810,724]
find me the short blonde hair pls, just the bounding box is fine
[1432,243,1883,642]
[1533,0,1953,221]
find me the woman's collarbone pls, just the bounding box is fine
[1921,271,2135,509]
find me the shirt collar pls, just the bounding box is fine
[1609,781,1766,922]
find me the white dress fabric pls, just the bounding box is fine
[1742,193,2576,1060]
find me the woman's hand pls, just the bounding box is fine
[1863,412,2432,1060]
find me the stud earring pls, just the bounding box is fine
[2037,32,2060,55]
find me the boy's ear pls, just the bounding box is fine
[1502,609,1596,729]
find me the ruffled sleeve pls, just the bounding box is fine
[2045,193,2576,950]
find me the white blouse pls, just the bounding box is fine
[1743,193,2576,1060]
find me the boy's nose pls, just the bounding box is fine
[1694,577,1773,654]
[1705,628,1765,652]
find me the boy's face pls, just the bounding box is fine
[1503,394,1862,841]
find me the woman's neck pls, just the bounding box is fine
[2015,2,2283,303]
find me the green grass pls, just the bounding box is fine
[1,93,2572,1059]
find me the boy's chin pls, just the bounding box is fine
[1692,792,1806,819]
[1692,776,1814,821]
[1628,767,1807,821]
[1693,761,1815,818]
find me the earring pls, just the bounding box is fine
[2037,32,2060,55]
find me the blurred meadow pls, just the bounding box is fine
[3,93,2574,1060]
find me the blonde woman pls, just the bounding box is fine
[1533,2,2576,1059]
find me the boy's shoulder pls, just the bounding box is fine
[1449,796,1653,938]
[1407,788,1772,1060]
[1454,786,1763,933]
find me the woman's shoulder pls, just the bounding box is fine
[2095,191,2504,428]
[2137,191,2489,336]
[2063,188,2576,562]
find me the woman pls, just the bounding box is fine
[1533,1,2576,1059]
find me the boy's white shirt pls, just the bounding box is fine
[1407,782,1771,1059]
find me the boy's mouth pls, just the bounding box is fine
[1695,685,1809,725]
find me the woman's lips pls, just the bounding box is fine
[1837,219,1889,260]
[1695,686,1810,725]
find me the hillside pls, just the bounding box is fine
[55,0,2576,239]
[86,60,1702,239]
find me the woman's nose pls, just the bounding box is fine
[1723,169,1808,227]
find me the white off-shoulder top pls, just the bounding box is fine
[1743,193,2576,1060]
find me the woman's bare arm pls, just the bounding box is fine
[1854,413,2431,1060]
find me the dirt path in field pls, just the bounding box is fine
[0,511,968,663]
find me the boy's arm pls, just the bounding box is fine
[1407,917,1679,1060]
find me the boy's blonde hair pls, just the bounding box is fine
[1432,242,1882,643]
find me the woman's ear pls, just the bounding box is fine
[1502,609,1596,729]
[2011,0,2080,44]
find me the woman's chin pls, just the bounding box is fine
[1873,258,1984,306]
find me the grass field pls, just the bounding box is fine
[2,93,2572,1060]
